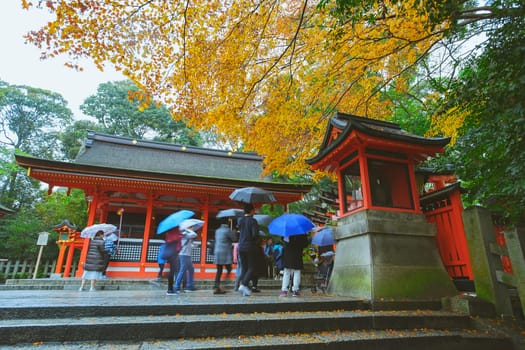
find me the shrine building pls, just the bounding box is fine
[15,131,312,279]
[307,112,459,300]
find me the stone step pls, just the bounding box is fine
[0,288,518,349]
[1,278,284,291]
[0,310,492,345]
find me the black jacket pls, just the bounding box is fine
[237,215,259,251]
[282,234,309,270]
[84,237,106,272]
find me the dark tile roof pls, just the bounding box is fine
[307,112,450,165]
[74,132,271,182]
[0,204,13,215]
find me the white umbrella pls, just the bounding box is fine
[216,208,244,218]
[80,223,117,238]
[179,218,204,231]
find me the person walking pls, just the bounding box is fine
[157,243,167,281]
[79,230,106,292]
[250,239,266,293]
[164,228,183,295]
[213,219,236,294]
[279,233,309,297]
[237,203,260,297]
[174,225,198,293]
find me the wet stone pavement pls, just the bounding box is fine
[0,279,523,350]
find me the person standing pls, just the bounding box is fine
[273,241,284,279]
[263,238,275,279]
[101,233,117,279]
[279,233,309,297]
[174,226,198,293]
[213,219,236,294]
[79,230,106,292]
[237,203,260,297]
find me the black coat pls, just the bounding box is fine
[84,237,106,272]
[282,234,309,270]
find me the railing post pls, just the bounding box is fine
[462,206,513,317]
[503,226,525,318]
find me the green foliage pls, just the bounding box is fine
[35,189,88,229]
[0,80,73,158]
[58,119,102,161]
[434,11,525,222]
[383,74,437,136]
[0,189,87,260]
[0,207,48,259]
[0,80,73,209]
[80,80,203,146]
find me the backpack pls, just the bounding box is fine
[161,228,184,259]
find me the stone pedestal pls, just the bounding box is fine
[329,210,457,301]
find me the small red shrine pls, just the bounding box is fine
[307,112,458,300]
[16,132,311,279]
[50,220,83,278]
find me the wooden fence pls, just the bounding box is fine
[0,259,79,280]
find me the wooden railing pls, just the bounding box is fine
[0,259,79,280]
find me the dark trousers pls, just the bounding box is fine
[214,264,232,288]
[167,253,180,291]
[102,252,111,275]
[239,247,257,287]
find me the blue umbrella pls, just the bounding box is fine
[311,227,336,246]
[268,213,315,237]
[156,210,194,234]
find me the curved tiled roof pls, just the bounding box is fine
[307,112,450,165]
[75,132,271,182]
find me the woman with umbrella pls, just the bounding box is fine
[280,233,309,297]
[174,219,203,293]
[79,230,106,292]
[268,213,314,297]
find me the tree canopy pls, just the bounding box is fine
[22,0,455,175]
[431,12,525,222]
[0,80,73,208]
[20,1,525,219]
[80,80,204,145]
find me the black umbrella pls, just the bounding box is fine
[229,187,277,203]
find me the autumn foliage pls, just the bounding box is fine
[22,0,449,176]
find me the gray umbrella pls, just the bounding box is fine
[254,214,273,226]
[229,187,277,203]
[216,208,244,218]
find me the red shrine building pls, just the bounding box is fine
[307,112,469,298]
[16,132,311,279]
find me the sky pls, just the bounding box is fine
[0,2,124,119]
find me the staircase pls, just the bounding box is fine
[0,282,518,350]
